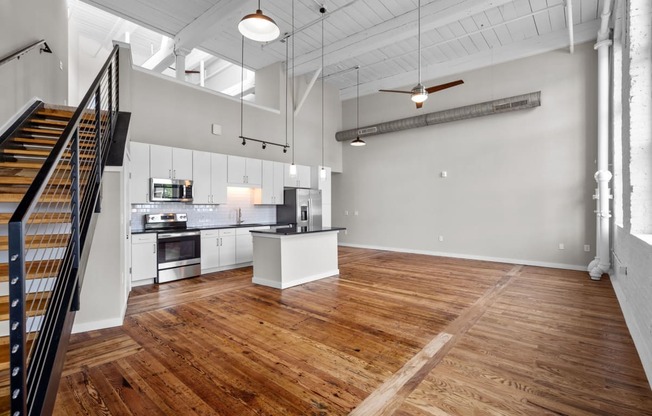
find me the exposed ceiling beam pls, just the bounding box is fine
[292,0,516,76]
[141,36,174,71]
[294,68,322,116]
[173,1,244,51]
[340,20,600,100]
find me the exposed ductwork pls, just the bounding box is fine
[335,91,541,141]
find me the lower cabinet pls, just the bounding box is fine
[131,233,157,283]
[236,226,270,263]
[200,228,236,272]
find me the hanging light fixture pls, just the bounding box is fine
[289,0,297,178]
[351,66,366,146]
[238,0,280,42]
[320,6,327,180]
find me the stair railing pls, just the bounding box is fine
[8,44,119,416]
[0,40,52,68]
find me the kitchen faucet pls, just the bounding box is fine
[236,207,243,225]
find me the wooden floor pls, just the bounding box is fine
[54,247,652,415]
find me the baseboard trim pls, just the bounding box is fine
[338,243,587,271]
[72,316,124,334]
[253,269,339,289]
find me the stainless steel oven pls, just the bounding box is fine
[157,230,201,283]
[144,213,201,283]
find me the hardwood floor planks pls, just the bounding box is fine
[54,249,652,415]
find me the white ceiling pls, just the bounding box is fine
[79,0,604,100]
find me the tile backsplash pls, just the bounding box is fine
[131,187,275,230]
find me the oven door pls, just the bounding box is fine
[157,231,201,269]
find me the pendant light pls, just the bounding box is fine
[289,0,297,178]
[411,0,427,104]
[238,0,280,42]
[350,66,366,146]
[319,6,327,180]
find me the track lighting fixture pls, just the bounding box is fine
[283,146,288,153]
[242,138,246,145]
[262,142,267,149]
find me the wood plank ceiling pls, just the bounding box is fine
[80,0,605,100]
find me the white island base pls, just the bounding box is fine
[251,229,341,289]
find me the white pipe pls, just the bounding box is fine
[588,0,614,280]
[566,0,575,53]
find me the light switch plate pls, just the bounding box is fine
[211,124,222,135]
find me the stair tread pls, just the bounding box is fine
[0,259,62,282]
[0,176,89,186]
[30,118,95,129]
[12,137,96,148]
[0,213,70,225]
[0,148,96,159]
[21,127,96,139]
[0,293,50,321]
[0,161,94,170]
[0,234,69,250]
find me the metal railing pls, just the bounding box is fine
[8,44,119,416]
[0,40,52,68]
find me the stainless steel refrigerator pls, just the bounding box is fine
[277,189,322,228]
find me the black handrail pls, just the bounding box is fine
[0,39,52,68]
[8,43,119,416]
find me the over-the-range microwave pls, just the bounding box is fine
[150,178,193,202]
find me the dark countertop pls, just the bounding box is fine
[131,222,283,234]
[251,226,346,236]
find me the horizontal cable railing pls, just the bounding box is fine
[0,40,52,68]
[8,44,119,416]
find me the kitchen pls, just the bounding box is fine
[128,141,342,289]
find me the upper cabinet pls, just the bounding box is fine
[260,161,285,205]
[150,145,193,180]
[192,151,228,204]
[129,141,150,204]
[227,156,262,186]
[284,164,311,188]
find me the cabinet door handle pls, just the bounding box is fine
[153,243,156,253]
[173,169,176,178]
[216,238,219,246]
[220,237,223,246]
[169,169,172,178]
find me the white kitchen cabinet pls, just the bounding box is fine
[131,233,157,282]
[129,142,150,203]
[236,226,270,263]
[284,164,311,188]
[227,156,262,186]
[150,145,193,180]
[200,228,237,272]
[193,151,228,204]
[260,161,285,205]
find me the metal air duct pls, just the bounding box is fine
[335,91,541,142]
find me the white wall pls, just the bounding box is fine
[73,168,129,333]
[117,45,342,172]
[0,0,68,123]
[610,0,652,386]
[334,42,597,269]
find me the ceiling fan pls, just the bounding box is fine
[379,0,463,109]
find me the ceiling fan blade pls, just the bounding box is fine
[415,102,423,109]
[425,80,464,94]
[379,89,413,94]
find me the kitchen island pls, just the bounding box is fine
[251,226,346,289]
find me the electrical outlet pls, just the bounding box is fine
[344,210,349,216]
[344,230,348,235]
[619,266,628,275]
[354,211,359,216]
[440,171,447,178]
[438,235,444,242]
[584,244,591,252]
[558,243,565,250]
[59,60,63,70]
[211,124,222,135]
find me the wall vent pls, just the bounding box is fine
[335,91,541,142]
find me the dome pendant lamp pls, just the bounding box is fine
[238,0,280,42]
[350,66,366,146]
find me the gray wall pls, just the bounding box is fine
[0,0,68,123]
[118,45,343,171]
[334,42,597,269]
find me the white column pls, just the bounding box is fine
[174,47,190,81]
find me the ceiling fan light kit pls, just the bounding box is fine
[238,1,280,42]
[410,84,428,103]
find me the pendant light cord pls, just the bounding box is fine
[321,13,325,170]
[285,38,289,148]
[240,36,244,139]
[291,0,295,165]
[417,0,421,85]
[356,66,359,134]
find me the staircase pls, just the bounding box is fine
[0,43,119,416]
[0,104,98,414]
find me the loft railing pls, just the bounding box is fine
[8,44,119,416]
[0,40,52,68]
